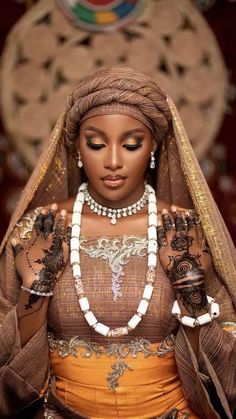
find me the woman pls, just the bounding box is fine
[0,66,235,418]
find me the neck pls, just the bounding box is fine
[87,182,146,209]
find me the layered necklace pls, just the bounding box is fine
[70,182,158,338]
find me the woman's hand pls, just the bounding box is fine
[157,207,212,317]
[11,204,70,309]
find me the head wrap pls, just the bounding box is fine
[64,67,171,148]
[1,66,235,315]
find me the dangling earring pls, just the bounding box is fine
[77,152,83,168]
[149,151,155,169]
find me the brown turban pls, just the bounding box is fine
[65,66,172,149]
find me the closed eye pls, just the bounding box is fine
[86,142,105,149]
[123,143,143,150]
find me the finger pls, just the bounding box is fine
[161,208,174,232]
[33,209,47,236]
[186,209,203,244]
[168,207,196,252]
[64,224,72,246]
[42,204,58,239]
[171,206,186,233]
[184,210,195,231]
[53,210,68,247]
[10,238,24,257]
[161,208,176,247]
[157,213,167,248]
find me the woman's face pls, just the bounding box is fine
[77,114,155,208]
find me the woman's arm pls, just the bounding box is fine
[0,205,69,416]
[158,206,236,418]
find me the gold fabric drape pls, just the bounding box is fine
[0,67,235,315]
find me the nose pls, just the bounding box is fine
[103,144,123,171]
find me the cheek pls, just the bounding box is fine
[128,148,151,167]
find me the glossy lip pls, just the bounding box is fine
[101,175,126,188]
[101,175,126,180]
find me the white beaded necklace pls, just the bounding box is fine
[84,184,149,225]
[70,182,158,338]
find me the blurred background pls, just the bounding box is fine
[0,0,236,243]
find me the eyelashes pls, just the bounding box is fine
[123,144,143,150]
[86,142,143,151]
[85,137,143,151]
[86,142,104,149]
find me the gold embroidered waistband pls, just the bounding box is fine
[48,334,175,391]
[48,333,175,359]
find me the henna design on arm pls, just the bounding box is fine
[166,251,208,315]
[160,209,208,316]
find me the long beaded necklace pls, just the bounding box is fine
[70,182,158,338]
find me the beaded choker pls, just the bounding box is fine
[84,183,149,225]
[70,182,158,338]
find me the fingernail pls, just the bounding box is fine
[162,208,168,215]
[10,238,17,246]
[171,205,177,212]
[60,209,67,217]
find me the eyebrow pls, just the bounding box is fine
[84,126,146,136]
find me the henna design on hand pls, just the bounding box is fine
[173,213,186,233]
[34,213,45,236]
[170,235,193,251]
[25,214,66,310]
[166,251,208,315]
[162,213,173,232]
[64,226,71,246]
[43,210,56,239]
[157,225,167,247]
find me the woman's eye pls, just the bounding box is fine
[86,137,105,149]
[123,138,143,150]
[123,144,142,150]
[86,142,105,149]
[123,137,143,150]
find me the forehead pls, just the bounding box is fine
[80,114,151,133]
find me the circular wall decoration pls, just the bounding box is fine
[0,0,228,168]
[57,0,144,31]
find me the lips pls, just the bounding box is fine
[101,175,126,188]
[102,175,125,181]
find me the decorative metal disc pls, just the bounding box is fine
[56,0,144,31]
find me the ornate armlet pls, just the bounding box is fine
[171,296,220,328]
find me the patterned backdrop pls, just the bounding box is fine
[0,0,236,243]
